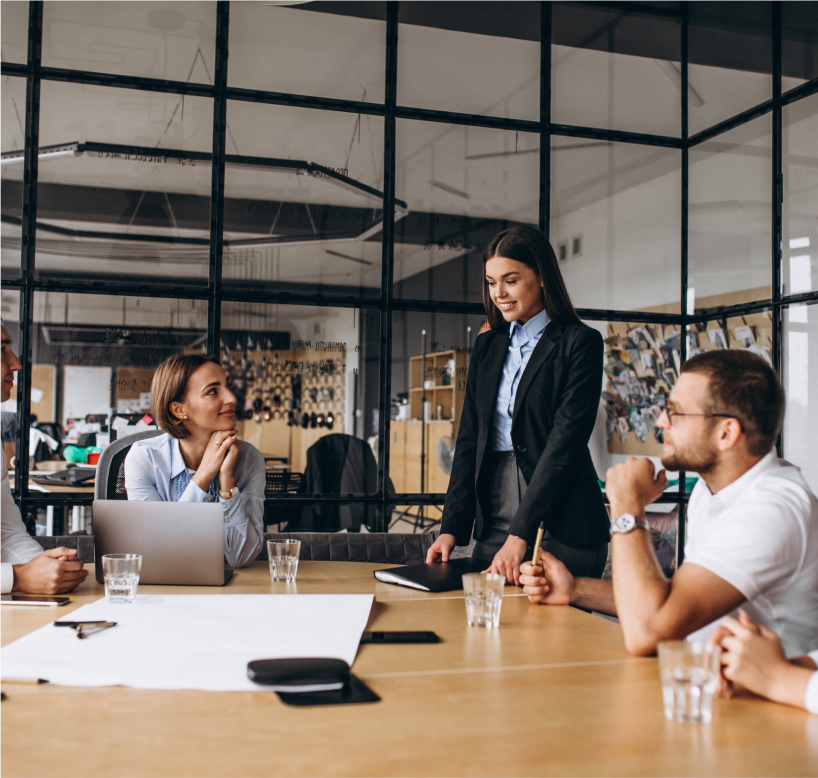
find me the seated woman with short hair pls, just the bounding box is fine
[124,352,265,568]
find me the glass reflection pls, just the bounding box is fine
[688,115,772,308]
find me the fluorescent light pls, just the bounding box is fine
[789,304,809,324]
[0,147,82,166]
[790,255,812,295]
[790,237,811,250]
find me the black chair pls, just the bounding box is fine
[94,429,163,501]
[35,535,95,563]
[284,434,394,532]
[258,532,436,565]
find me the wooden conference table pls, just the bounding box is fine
[2,562,816,777]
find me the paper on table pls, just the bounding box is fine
[1,594,374,692]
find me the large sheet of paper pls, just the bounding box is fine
[1,594,374,692]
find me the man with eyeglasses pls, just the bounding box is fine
[520,349,818,658]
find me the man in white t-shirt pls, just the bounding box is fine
[0,323,88,594]
[520,349,818,657]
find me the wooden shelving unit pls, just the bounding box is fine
[391,350,470,512]
[406,350,469,438]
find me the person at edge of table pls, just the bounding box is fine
[520,349,818,658]
[0,322,88,594]
[426,225,610,584]
[124,352,265,568]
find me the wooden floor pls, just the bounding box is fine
[2,562,816,777]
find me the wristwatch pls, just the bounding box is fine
[219,485,240,501]
[610,513,649,536]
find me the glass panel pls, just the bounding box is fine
[688,3,772,136]
[688,115,772,309]
[394,119,539,303]
[783,302,817,491]
[782,95,818,297]
[389,310,486,498]
[389,504,443,535]
[222,101,384,299]
[220,302,380,500]
[782,2,818,92]
[228,2,385,104]
[25,291,207,497]
[1,1,29,64]
[551,140,681,313]
[1,75,26,282]
[42,1,216,83]
[397,2,540,121]
[551,3,682,137]
[32,81,213,286]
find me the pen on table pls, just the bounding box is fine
[531,522,545,567]
[1,678,49,685]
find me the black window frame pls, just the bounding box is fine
[3,2,818,568]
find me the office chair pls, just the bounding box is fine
[94,429,163,501]
[286,434,395,532]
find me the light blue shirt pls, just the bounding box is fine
[491,309,550,452]
[123,432,265,568]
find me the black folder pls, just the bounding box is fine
[373,558,494,592]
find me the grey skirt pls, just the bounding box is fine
[472,451,607,579]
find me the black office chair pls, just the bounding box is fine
[94,429,163,501]
[285,434,394,532]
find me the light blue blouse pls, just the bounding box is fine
[123,432,265,568]
[491,309,550,452]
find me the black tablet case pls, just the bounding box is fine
[373,558,494,592]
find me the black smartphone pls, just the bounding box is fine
[360,631,440,644]
[0,594,70,607]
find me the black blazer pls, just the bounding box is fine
[440,320,610,548]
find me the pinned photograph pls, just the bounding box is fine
[617,416,630,442]
[708,329,728,350]
[629,326,656,351]
[734,325,756,348]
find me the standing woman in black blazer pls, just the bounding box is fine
[426,225,610,584]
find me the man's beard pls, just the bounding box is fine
[661,436,718,475]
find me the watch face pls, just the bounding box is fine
[615,514,636,533]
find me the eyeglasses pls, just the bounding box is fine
[664,408,738,427]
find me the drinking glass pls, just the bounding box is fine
[102,554,142,603]
[267,539,301,582]
[658,641,722,723]
[462,573,504,628]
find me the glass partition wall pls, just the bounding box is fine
[3,2,817,558]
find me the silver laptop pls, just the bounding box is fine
[93,501,233,586]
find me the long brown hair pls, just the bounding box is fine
[482,225,580,332]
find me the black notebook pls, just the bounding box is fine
[373,558,493,592]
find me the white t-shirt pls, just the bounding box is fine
[684,451,818,658]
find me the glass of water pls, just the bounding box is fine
[462,572,504,628]
[658,641,722,723]
[102,554,142,604]
[267,539,301,583]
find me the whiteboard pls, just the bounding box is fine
[62,366,112,424]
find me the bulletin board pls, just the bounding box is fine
[603,312,773,456]
[7,365,56,423]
